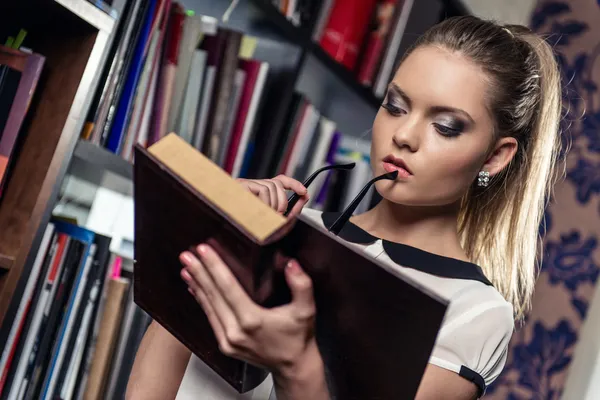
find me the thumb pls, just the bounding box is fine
[284,260,315,315]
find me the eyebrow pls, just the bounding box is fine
[387,83,475,123]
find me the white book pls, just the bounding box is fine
[59,279,101,399]
[7,235,71,400]
[231,62,269,178]
[136,48,161,149]
[177,49,207,144]
[0,224,55,386]
[216,69,247,167]
[312,0,335,41]
[305,118,337,207]
[192,66,216,151]
[41,245,97,400]
[168,15,203,133]
[285,105,321,177]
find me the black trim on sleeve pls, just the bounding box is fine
[459,365,486,398]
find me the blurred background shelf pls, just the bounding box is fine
[69,140,133,196]
[248,0,383,109]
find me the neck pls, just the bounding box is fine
[351,198,468,261]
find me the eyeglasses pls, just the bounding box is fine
[284,163,398,235]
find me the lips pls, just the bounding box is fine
[382,155,412,178]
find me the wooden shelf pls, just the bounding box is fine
[0,0,116,332]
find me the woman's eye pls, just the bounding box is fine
[382,103,405,116]
[433,123,463,138]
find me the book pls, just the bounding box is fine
[133,133,448,398]
[0,46,45,196]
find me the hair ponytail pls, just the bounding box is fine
[412,17,563,319]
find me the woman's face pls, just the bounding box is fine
[371,45,506,207]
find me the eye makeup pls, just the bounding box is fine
[382,84,473,138]
[433,117,467,138]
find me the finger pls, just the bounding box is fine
[183,269,227,346]
[288,193,310,218]
[195,244,262,328]
[180,251,240,334]
[262,180,279,212]
[245,181,271,206]
[283,259,315,318]
[269,179,288,214]
[273,175,307,196]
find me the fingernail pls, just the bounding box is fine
[180,252,194,264]
[286,260,300,274]
[181,269,192,281]
[188,287,194,296]
[197,244,208,255]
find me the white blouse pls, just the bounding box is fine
[176,208,514,399]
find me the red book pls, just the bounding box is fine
[223,59,262,174]
[319,0,378,70]
[148,2,185,145]
[358,0,400,85]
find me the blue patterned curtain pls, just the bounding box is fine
[486,0,600,398]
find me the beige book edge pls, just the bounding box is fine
[147,133,287,242]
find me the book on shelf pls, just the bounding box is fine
[0,45,45,199]
[0,219,149,400]
[133,133,448,398]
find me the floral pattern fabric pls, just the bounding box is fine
[486,0,600,398]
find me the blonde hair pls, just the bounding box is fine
[409,16,563,319]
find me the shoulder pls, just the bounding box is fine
[431,281,514,396]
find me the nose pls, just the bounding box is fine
[392,116,421,152]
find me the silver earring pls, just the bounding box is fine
[477,171,490,187]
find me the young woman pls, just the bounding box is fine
[127,15,562,400]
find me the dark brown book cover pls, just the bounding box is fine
[133,133,448,398]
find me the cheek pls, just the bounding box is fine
[370,112,392,161]
[419,140,487,202]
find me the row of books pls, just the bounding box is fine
[81,0,296,178]
[0,32,45,201]
[316,0,415,98]
[275,0,415,99]
[79,0,377,210]
[0,221,150,400]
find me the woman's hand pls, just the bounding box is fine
[179,244,329,399]
[236,175,309,217]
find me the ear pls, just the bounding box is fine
[482,137,518,176]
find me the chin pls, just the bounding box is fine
[374,180,418,205]
[374,180,457,208]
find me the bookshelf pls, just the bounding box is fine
[244,0,470,109]
[0,0,473,396]
[73,139,133,182]
[0,0,117,340]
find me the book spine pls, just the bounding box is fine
[0,53,44,192]
[202,30,242,161]
[357,0,399,86]
[81,278,129,400]
[318,0,378,70]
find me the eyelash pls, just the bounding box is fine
[433,123,462,138]
[382,102,405,116]
[382,103,464,138]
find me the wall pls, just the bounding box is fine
[479,0,600,399]
[463,0,537,24]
